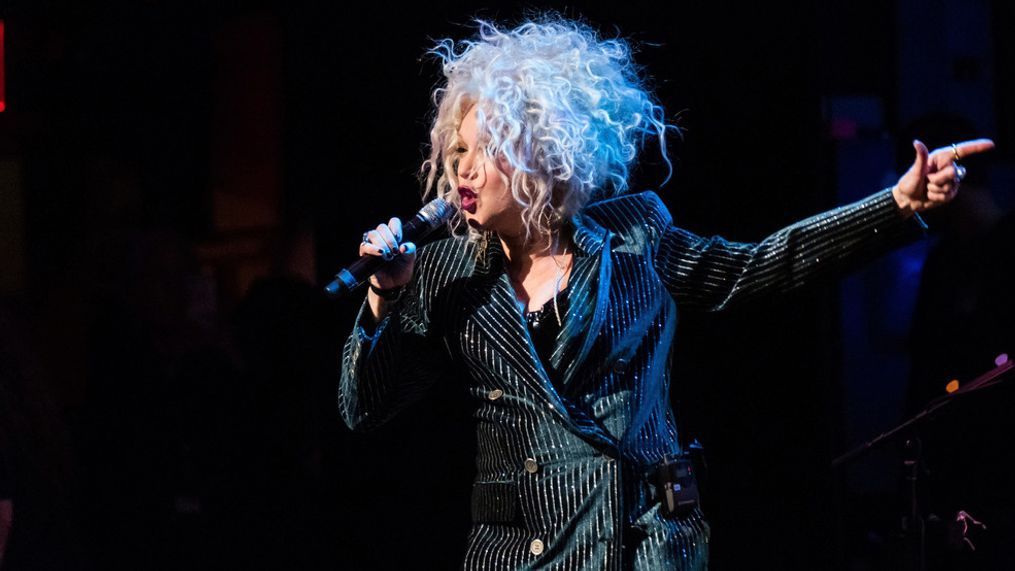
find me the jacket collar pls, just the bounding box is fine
[570,209,611,257]
[472,208,612,276]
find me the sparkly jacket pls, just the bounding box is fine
[338,188,926,570]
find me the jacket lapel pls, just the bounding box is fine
[462,214,615,430]
[552,211,614,389]
[462,238,574,423]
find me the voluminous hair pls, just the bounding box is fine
[419,15,678,249]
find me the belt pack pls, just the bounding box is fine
[652,454,701,518]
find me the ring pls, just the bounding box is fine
[952,143,962,162]
[950,164,966,182]
[362,231,371,244]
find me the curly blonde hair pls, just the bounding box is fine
[419,14,678,249]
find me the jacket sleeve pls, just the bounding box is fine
[647,187,929,312]
[337,247,449,432]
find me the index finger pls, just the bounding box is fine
[389,217,403,242]
[954,138,996,159]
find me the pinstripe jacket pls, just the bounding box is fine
[338,187,927,570]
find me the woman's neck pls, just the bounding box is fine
[499,227,571,274]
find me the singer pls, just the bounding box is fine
[338,15,993,570]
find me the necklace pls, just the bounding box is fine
[551,238,569,327]
[510,234,572,327]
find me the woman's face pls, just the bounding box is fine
[454,104,523,237]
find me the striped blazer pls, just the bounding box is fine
[339,188,926,570]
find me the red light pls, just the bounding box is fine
[0,20,5,112]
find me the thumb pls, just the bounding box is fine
[912,139,929,177]
[399,242,417,255]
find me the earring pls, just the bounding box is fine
[540,207,562,229]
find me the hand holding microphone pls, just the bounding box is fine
[359,217,416,292]
[324,197,453,298]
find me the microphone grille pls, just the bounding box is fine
[418,197,455,228]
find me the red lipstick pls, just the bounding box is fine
[458,186,477,214]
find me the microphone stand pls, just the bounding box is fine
[832,355,1013,571]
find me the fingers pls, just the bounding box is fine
[358,218,407,261]
[912,140,930,177]
[389,217,403,242]
[927,161,959,205]
[954,138,996,159]
[359,230,388,257]
[926,185,957,204]
[899,137,989,213]
[928,138,996,169]
[926,161,959,197]
[925,184,957,199]
[927,164,957,187]
[375,224,399,251]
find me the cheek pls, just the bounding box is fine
[492,166,513,197]
[495,155,514,175]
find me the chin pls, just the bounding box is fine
[464,211,486,230]
[467,216,493,231]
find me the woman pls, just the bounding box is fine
[339,16,993,570]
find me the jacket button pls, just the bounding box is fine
[529,538,545,555]
[613,358,629,373]
[487,388,504,401]
[524,458,539,474]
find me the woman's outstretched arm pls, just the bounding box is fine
[650,138,995,311]
[651,187,926,311]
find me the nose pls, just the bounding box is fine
[457,152,474,182]
[457,149,481,184]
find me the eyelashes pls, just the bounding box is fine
[451,147,468,174]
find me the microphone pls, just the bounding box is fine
[324,197,454,298]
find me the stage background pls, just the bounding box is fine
[1,1,1012,569]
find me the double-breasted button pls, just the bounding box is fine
[613,358,629,373]
[524,458,539,474]
[487,388,504,401]
[529,538,545,555]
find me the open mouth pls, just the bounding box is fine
[458,186,477,214]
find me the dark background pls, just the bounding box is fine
[1,1,1013,569]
